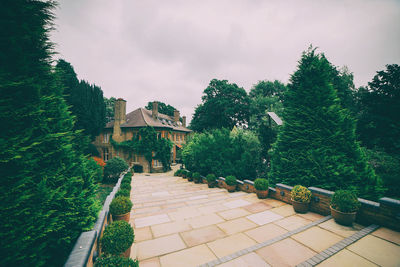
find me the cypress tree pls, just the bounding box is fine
[0,1,98,266]
[270,48,383,199]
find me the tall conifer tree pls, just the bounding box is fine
[0,1,98,265]
[270,48,382,199]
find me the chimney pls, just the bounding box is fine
[113,98,126,142]
[152,101,158,119]
[182,116,186,127]
[174,109,180,123]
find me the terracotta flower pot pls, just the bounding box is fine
[188,177,193,182]
[226,184,236,192]
[291,199,309,214]
[122,245,131,258]
[256,190,269,199]
[330,206,357,226]
[112,212,130,223]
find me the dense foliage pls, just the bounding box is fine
[0,1,99,265]
[225,175,237,186]
[330,190,361,213]
[95,256,139,267]
[146,101,177,117]
[291,185,312,203]
[55,59,106,140]
[249,80,286,157]
[270,48,383,200]
[206,174,217,184]
[115,189,130,198]
[182,128,263,180]
[104,96,116,123]
[100,221,134,256]
[254,178,269,191]
[103,157,129,183]
[190,79,250,131]
[109,196,133,215]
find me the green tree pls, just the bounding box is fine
[356,64,400,154]
[182,128,263,179]
[55,59,106,140]
[0,1,98,265]
[105,96,116,123]
[248,80,286,157]
[190,79,250,131]
[270,48,382,199]
[146,101,177,117]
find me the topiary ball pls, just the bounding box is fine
[100,221,134,256]
[95,256,138,267]
[254,178,269,191]
[225,175,237,186]
[109,196,133,215]
[115,189,130,198]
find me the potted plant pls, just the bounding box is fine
[187,171,194,182]
[206,174,217,188]
[225,175,237,192]
[330,190,361,226]
[110,196,133,222]
[95,255,138,267]
[100,221,134,258]
[254,178,269,199]
[174,169,182,177]
[193,172,202,183]
[182,170,188,179]
[291,185,312,213]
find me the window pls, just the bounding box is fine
[103,133,110,143]
[153,159,162,167]
[103,148,109,161]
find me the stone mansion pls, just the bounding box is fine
[94,99,191,172]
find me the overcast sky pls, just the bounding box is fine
[51,0,400,122]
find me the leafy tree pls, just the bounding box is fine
[248,80,286,157]
[105,96,116,123]
[356,64,400,154]
[146,101,177,117]
[330,66,357,114]
[270,48,383,200]
[182,128,263,179]
[190,79,250,131]
[55,59,106,140]
[0,1,98,265]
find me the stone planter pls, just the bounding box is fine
[330,206,357,226]
[256,190,269,199]
[122,245,131,258]
[291,199,309,214]
[112,212,130,223]
[226,184,236,192]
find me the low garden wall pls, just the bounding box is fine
[64,170,129,267]
[210,176,400,231]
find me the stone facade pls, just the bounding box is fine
[93,99,191,172]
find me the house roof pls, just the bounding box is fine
[105,108,192,133]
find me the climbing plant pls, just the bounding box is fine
[111,127,173,172]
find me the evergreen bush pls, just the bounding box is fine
[95,256,138,267]
[291,185,312,203]
[254,178,269,191]
[270,48,383,200]
[109,196,133,215]
[120,183,131,192]
[225,175,237,186]
[115,189,130,198]
[206,174,217,184]
[100,221,134,256]
[193,172,202,183]
[330,190,361,213]
[103,157,128,183]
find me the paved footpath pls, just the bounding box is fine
[129,168,400,267]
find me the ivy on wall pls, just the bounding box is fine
[111,126,173,172]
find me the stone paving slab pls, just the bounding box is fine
[136,234,187,260]
[292,226,343,253]
[244,223,288,244]
[151,220,192,238]
[372,227,400,245]
[275,215,312,231]
[316,249,377,267]
[181,225,227,247]
[217,217,257,235]
[246,210,283,225]
[217,252,271,267]
[134,214,171,228]
[217,208,251,220]
[223,199,252,209]
[206,233,257,258]
[159,244,217,267]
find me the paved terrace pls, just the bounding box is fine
[129,168,400,267]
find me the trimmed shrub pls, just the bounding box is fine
[100,221,134,256]
[254,178,269,191]
[109,196,133,215]
[206,174,216,184]
[120,183,131,192]
[187,171,193,178]
[193,172,202,183]
[95,256,138,267]
[174,169,182,176]
[330,190,361,213]
[103,157,129,183]
[115,189,130,198]
[225,175,237,186]
[121,178,131,185]
[291,185,312,203]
